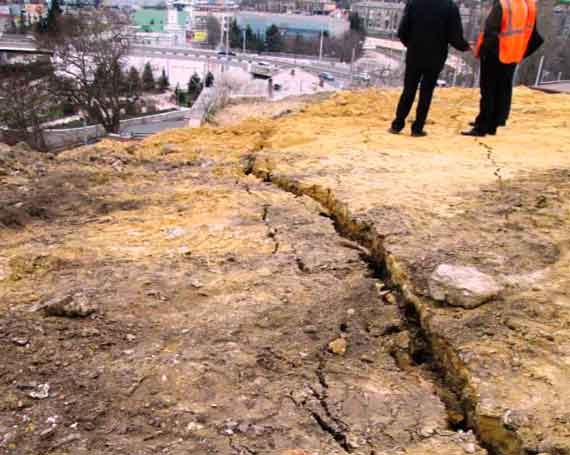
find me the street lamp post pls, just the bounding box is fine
[319,26,324,61]
[350,46,356,83]
[83,117,88,145]
[242,29,246,54]
[225,16,230,55]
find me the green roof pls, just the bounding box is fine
[132,9,189,33]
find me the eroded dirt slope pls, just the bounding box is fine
[2,86,570,455]
[1,141,482,454]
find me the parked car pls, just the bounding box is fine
[436,79,448,87]
[319,72,335,81]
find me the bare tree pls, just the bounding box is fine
[0,62,53,150]
[40,11,139,134]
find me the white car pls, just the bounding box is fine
[436,79,448,87]
[355,72,371,82]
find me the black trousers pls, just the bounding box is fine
[475,54,516,133]
[392,63,442,133]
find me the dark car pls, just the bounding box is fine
[217,50,237,56]
[318,72,335,81]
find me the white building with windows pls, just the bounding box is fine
[351,0,480,40]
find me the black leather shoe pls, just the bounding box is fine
[461,128,486,137]
[388,127,401,135]
[411,130,427,137]
[469,121,476,127]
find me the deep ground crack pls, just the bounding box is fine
[310,410,352,453]
[246,155,518,455]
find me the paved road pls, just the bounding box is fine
[0,35,377,85]
[0,34,356,81]
[130,45,354,80]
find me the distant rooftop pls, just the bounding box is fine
[132,8,189,32]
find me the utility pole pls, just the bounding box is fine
[319,26,324,61]
[242,28,246,54]
[220,16,224,49]
[535,55,545,86]
[226,16,230,55]
[350,46,356,83]
[513,65,520,86]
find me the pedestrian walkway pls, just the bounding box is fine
[535,80,570,94]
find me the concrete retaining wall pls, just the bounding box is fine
[187,87,217,127]
[42,108,192,150]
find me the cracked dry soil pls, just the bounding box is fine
[2,86,570,455]
[1,143,482,455]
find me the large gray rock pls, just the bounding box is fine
[428,264,503,309]
[39,291,98,318]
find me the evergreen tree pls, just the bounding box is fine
[205,71,214,88]
[187,72,202,105]
[349,12,365,33]
[46,0,62,35]
[206,15,221,47]
[174,83,182,105]
[126,66,142,95]
[245,26,257,52]
[293,33,305,55]
[19,9,27,34]
[142,62,155,92]
[228,19,242,49]
[94,63,107,86]
[111,60,126,92]
[158,68,170,92]
[255,32,266,52]
[265,24,283,52]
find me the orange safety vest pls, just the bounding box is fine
[475,0,536,63]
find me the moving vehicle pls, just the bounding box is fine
[250,61,275,78]
[217,49,237,56]
[319,72,335,81]
[354,72,371,82]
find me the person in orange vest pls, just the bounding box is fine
[461,0,543,137]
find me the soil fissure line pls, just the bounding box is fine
[309,360,353,452]
[246,155,519,455]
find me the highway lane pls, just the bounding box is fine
[129,46,353,85]
[0,36,359,83]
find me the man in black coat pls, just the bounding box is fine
[462,0,543,137]
[390,0,470,137]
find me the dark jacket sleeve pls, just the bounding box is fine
[446,2,470,51]
[524,23,544,58]
[480,0,502,57]
[398,1,412,47]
